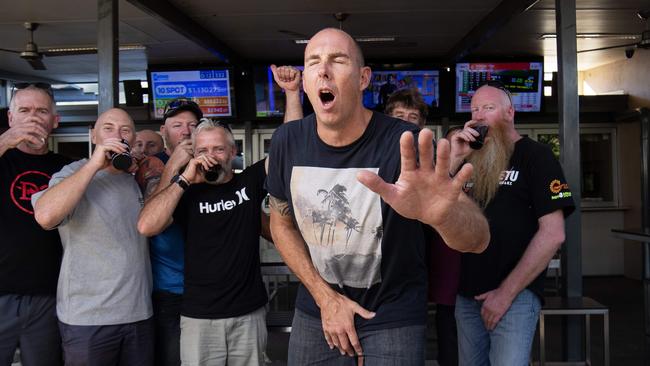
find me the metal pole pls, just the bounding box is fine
[640,108,650,361]
[98,0,119,115]
[555,0,583,361]
[244,121,253,168]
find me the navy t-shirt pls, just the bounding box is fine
[266,112,429,331]
[174,159,269,319]
[459,137,576,301]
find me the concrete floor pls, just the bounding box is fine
[10,276,647,365]
[265,276,647,366]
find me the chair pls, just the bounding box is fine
[261,263,295,332]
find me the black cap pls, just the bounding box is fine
[162,99,203,122]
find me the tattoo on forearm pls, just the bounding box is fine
[269,196,291,216]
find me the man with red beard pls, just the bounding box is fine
[449,82,575,366]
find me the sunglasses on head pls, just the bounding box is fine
[13,82,54,98]
[481,80,513,103]
[201,118,232,133]
[163,98,200,117]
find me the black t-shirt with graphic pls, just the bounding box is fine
[0,148,71,295]
[174,159,268,319]
[458,137,575,301]
[266,112,429,331]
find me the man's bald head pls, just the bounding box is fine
[95,108,134,128]
[135,129,164,157]
[92,108,136,146]
[307,28,365,67]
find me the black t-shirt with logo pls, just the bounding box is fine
[458,137,575,300]
[174,159,268,319]
[0,148,71,295]
[265,112,429,331]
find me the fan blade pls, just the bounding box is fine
[577,43,637,53]
[42,48,97,57]
[27,58,47,70]
[0,48,22,54]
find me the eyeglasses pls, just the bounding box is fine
[480,80,512,104]
[163,98,201,118]
[13,82,54,98]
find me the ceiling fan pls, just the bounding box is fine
[0,22,145,70]
[577,10,650,56]
[279,13,400,45]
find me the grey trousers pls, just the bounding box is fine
[180,306,267,366]
[0,294,62,366]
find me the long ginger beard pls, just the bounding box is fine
[466,124,514,208]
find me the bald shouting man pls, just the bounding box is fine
[266,28,489,365]
[32,108,154,366]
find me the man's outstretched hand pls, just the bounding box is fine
[357,128,474,228]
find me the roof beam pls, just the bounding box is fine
[125,0,239,64]
[0,69,64,84]
[444,0,540,63]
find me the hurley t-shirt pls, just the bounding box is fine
[174,159,268,319]
[459,137,575,300]
[266,112,429,331]
[0,149,70,296]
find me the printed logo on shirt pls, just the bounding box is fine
[549,179,571,200]
[498,169,519,186]
[551,191,572,200]
[549,179,569,194]
[10,170,51,215]
[290,166,383,289]
[198,187,250,213]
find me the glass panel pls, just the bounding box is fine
[263,138,272,158]
[537,133,561,159]
[581,133,613,202]
[233,138,244,171]
[536,132,614,204]
[57,141,90,161]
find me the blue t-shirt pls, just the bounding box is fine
[149,151,184,294]
[266,112,429,331]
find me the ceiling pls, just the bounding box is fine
[0,0,648,84]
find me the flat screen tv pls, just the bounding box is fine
[148,68,234,119]
[364,70,439,111]
[253,65,308,118]
[455,62,543,113]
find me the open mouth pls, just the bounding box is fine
[319,89,335,107]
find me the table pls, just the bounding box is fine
[538,297,609,366]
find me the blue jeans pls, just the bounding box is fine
[288,309,425,366]
[455,289,541,366]
[152,291,182,366]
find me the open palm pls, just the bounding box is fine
[357,129,473,227]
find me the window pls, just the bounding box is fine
[528,127,618,207]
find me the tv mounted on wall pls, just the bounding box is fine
[148,68,235,119]
[364,69,440,111]
[253,65,309,118]
[455,62,543,113]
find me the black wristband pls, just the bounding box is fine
[171,174,189,190]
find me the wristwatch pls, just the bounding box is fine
[170,174,189,190]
